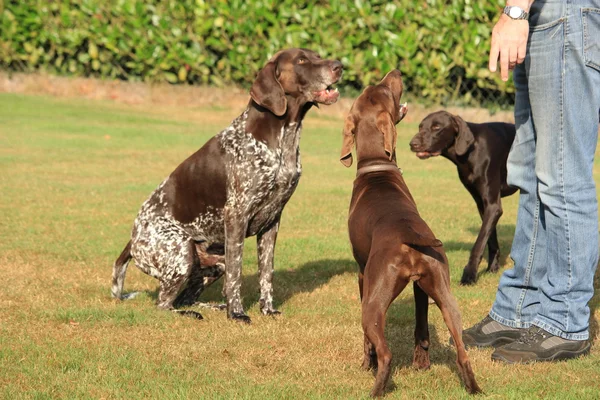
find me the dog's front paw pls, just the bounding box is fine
[173,310,204,320]
[261,307,282,317]
[259,298,281,317]
[229,312,252,324]
[460,268,477,285]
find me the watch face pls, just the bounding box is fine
[509,7,522,18]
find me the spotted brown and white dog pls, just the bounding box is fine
[112,48,343,323]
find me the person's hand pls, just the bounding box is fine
[489,14,529,81]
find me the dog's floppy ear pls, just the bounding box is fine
[250,62,287,117]
[340,114,355,167]
[376,111,397,161]
[452,115,474,156]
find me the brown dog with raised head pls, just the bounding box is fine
[341,71,480,397]
[112,49,343,323]
[409,111,516,284]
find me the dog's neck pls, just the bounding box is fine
[356,162,401,177]
[356,156,400,176]
[246,97,313,149]
[441,144,467,165]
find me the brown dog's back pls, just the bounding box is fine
[349,171,442,269]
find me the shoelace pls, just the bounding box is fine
[516,327,550,344]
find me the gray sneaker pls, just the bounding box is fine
[491,326,591,364]
[452,315,523,349]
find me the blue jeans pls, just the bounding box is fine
[489,0,600,340]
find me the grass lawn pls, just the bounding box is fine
[1,92,599,399]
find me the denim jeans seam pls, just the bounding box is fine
[515,198,539,322]
[489,309,531,329]
[559,19,573,333]
[530,17,565,32]
[532,318,589,341]
[583,9,588,58]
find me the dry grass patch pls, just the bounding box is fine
[1,91,599,399]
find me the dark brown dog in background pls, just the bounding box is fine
[341,71,480,397]
[409,111,516,285]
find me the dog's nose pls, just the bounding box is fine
[331,61,343,74]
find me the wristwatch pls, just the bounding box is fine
[503,5,529,20]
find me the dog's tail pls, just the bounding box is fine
[111,240,136,300]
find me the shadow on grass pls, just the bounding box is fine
[143,258,356,312]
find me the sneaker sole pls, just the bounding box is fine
[491,344,591,364]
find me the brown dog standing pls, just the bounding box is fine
[409,111,516,284]
[341,71,480,397]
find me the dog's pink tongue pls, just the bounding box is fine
[416,151,441,159]
[314,87,339,103]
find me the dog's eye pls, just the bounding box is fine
[432,125,440,130]
[297,58,308,64]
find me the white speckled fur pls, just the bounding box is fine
[114,108,303,319]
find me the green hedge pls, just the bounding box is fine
[0,0,514,107]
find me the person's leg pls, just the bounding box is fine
[530,1,600,341]
[460,57,550,347]
[488,58,548,330]
[459,58,546,348]
[493,1,600,362]
[462,0,566,346]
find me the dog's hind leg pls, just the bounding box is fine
[418,268,481,394]
[176,265,225,309]
[197,244,226,290]
[157,240,203,320]
[358,272,377,371]
[111,240,140,300]
[174,267,206,308]
[179,243,226,310]
[361,256,409,397]
[412,281,431,370]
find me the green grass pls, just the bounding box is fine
[1,92,599,399]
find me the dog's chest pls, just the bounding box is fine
[220,111,302,234]
[131,111,303,246]
[456,162,477,187]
